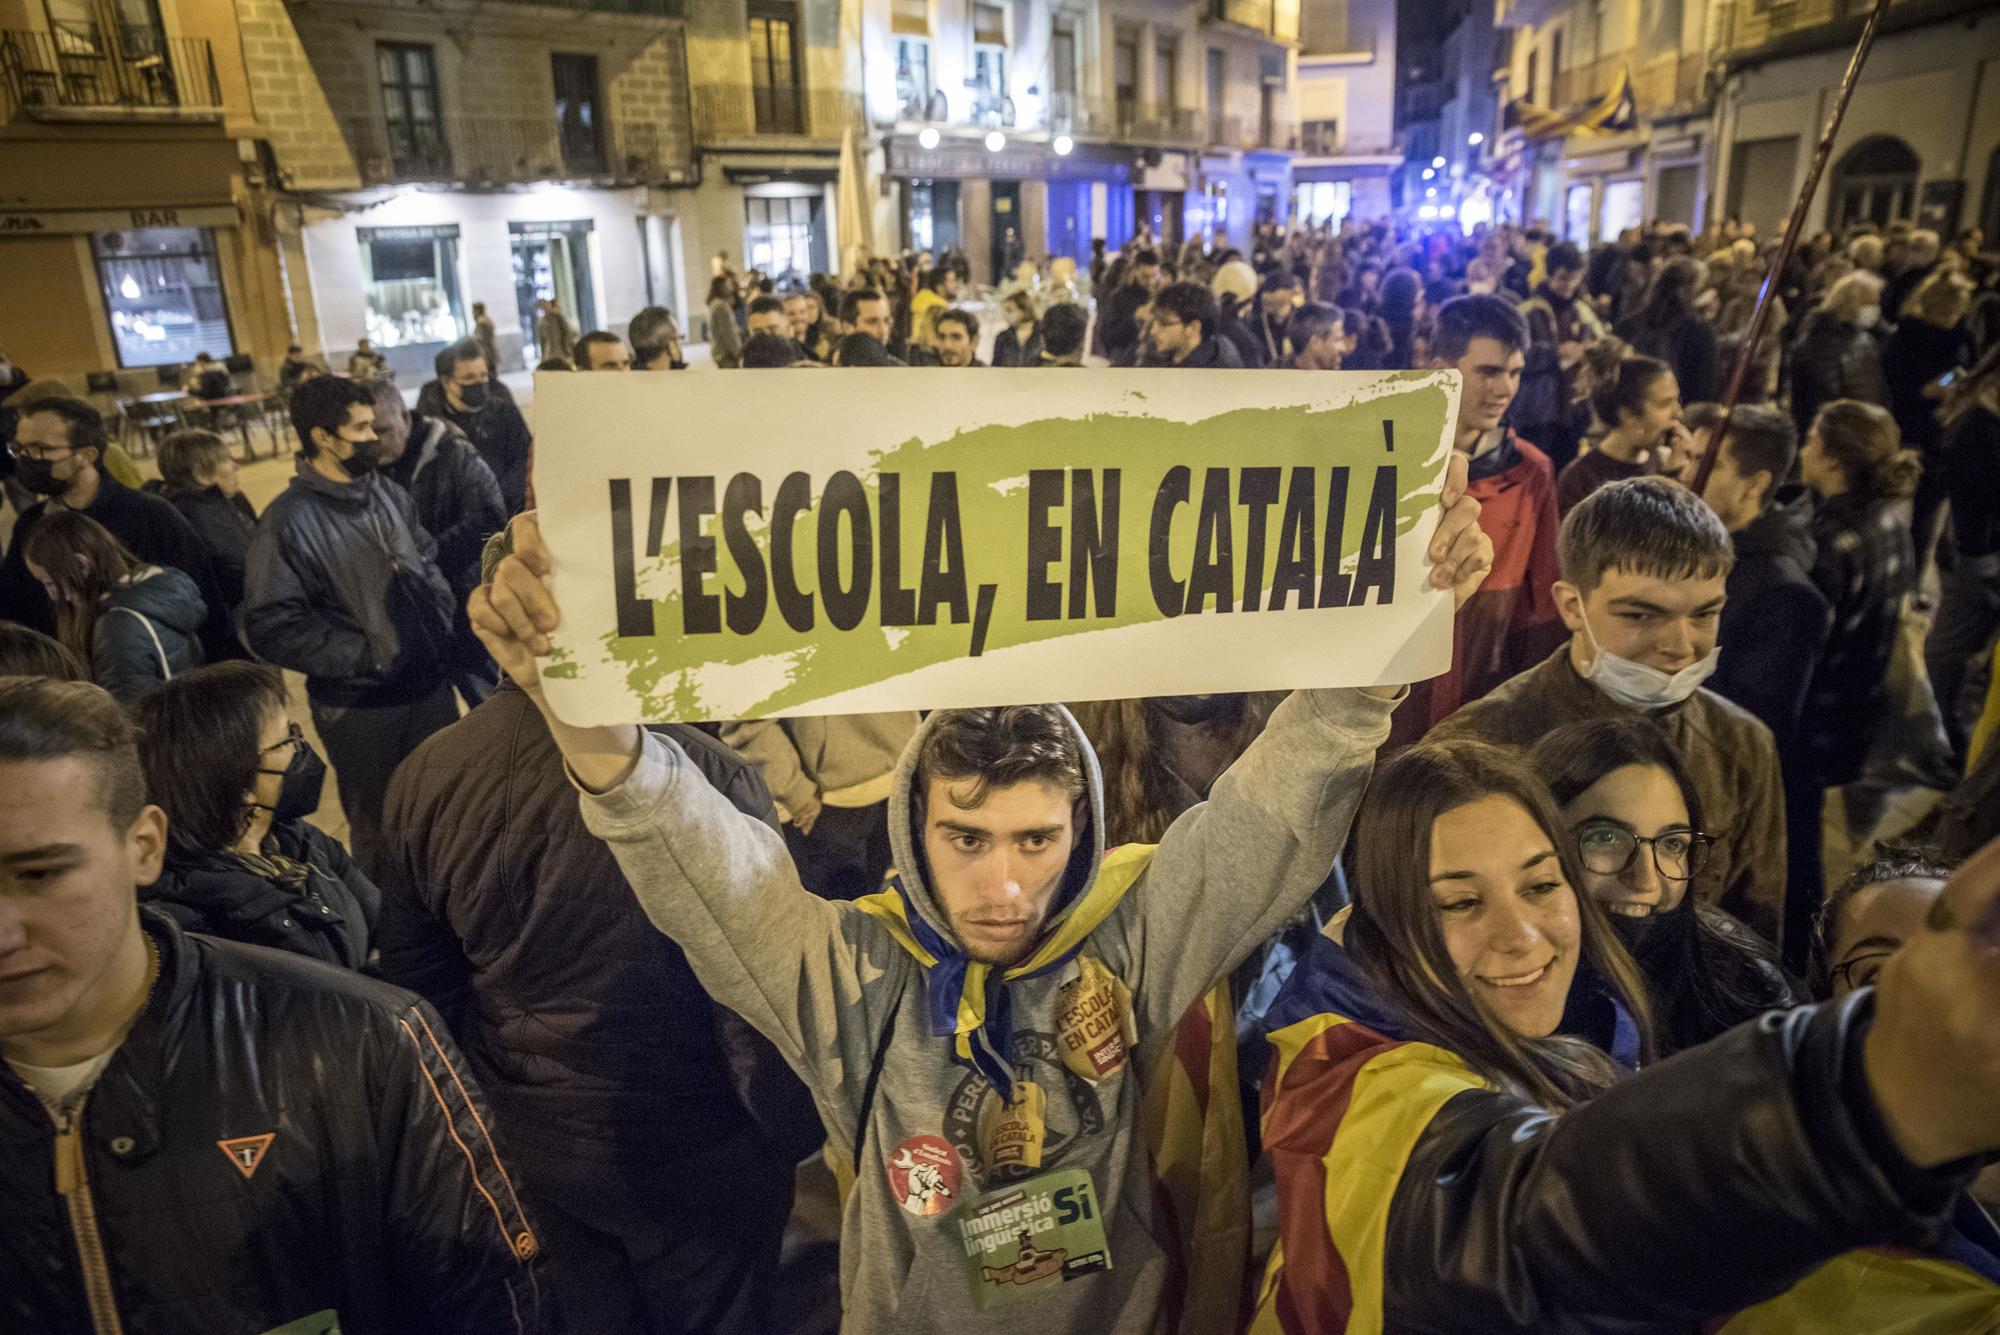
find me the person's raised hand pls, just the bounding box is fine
[469,512,559,694]
[1428,449,1493,611]
[1864,835,2000,1167]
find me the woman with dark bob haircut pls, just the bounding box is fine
[1254,738,2000,1332]
[1532,714,1799,1055]
[136,661,377,969]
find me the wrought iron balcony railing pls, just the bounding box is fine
[343,113,687,186]
[0,27,220,119]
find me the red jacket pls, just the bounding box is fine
[1389,430,1564,750]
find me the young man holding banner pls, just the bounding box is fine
[468,459,1492,1333]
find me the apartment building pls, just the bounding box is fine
[0,0,290,378]
[1490,0,1715,241]
[1290,0,1397,224]
[1710,0,2000,242]
[243,0,696,377]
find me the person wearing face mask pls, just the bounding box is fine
[240,376,457,877]
[0,397,229,659]
[415,338,532,515]
[1533,715,1799,1055]
[1790,269,1890,441]
[135,662,376,970]
[1432,477,1789,946]
[361,378,505,703]
[1254,740,2000,1333]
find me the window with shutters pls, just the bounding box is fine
[748,1,803,134]
[971,2,1007,122]
[377,42,447,177]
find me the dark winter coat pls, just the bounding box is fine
[419,389,534,516]
[91,565,206,704]
[1712,489,1834,755]
[382,413,507,601]
[1516,284,1604,431]
[0,911,549,1335]
[1615,306,1721,405]
[145,819,380,970]
[158,483,257,613]
[0,474,230,658]
[1790,310,1887,438]
[1177,334,1247,369]
[375,683,824,1229]
[1881,318,1972,456]
[992,324,1043,367]
[241,461,456,707]
[1942,403,2000,559]
[1803,490,1917,785]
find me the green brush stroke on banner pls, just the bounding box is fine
[598,379,1447,718]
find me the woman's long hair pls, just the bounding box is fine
[1532,716,1797,1053]
[1813,399,1920,501]
[1346,739,1656,1110]
[23,510,148,669]
[1066,696,1262,846]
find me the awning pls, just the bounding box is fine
[1510,68,1639,142]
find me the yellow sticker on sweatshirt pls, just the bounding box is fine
[1055,956,1134,1083]
[978,1079,1047,1171]
[957,1168,1112,1309]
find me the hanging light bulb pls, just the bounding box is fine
[917,126,941,150]
[985,130,1006,152]
[1052,134,1074,156]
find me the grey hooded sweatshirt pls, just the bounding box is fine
[576,685,1398,1333]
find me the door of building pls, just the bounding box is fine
[1046,179,1089,265]
[990,180,1023,282]
[509,220,597,363]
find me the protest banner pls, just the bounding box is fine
[531,368,1461,725]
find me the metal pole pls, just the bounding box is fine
[1689,0,1896,497]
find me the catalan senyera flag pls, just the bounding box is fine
[1513,67,1640,141]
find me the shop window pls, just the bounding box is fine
[906,178,960,253]
[1598,178,1643,242]
[745,193,823,288]
[1830,135,1918,231]
[510,220,597,363]
[91,226,232,369]
[378,42,447,177]
[357,224,464,350]
[1297,180,1350,226]
[895,37,932,120]
[1565,182,1593,244]
[749,1,803,134]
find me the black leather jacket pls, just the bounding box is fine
[0,912,550,1335]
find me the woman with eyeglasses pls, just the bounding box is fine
[1254,738,2000,1332]
[1533,715,1799,1055]
[134,661,378,970]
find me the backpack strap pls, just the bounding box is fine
[110,605,172,679]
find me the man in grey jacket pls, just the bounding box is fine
[468,462,1492,1332]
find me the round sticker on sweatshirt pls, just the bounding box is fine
[887,1134,963,1217]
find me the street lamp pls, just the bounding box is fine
[1422,167,1435,180]
[1419,205,1439,219]
[1426,186,1438,198]
[1053,133,1074,156]
[985,130,1006,152]
[1467,132,1484,147]
[1432,155,1446,168]
[917,126,941,150]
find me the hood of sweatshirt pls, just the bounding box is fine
[884,705,1109,959]
[106,565,206,637]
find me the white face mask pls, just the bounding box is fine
[1579,613,1720,711]
[1855,305,1881,329]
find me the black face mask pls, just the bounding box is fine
[338,439,382,477]
[13,455,68,496]
[1605,890,1697,972]
[253,739,327,826]
[454,382,490,411]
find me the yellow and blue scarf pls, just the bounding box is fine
[856,843,1153,1102]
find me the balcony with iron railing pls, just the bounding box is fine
[1548,51,1709,116]
[690,82,863,142]
[0,27,221,121]
[1711,0,1984,58]
[342,113,686,186]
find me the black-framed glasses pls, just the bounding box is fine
[257,721,306,775]
[6,441,78,464]
[1830,950,1893,992]
[1574,822,1714,883]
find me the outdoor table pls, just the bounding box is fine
[188,393,274,461]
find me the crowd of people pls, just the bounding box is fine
[1,209,1998,1334]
